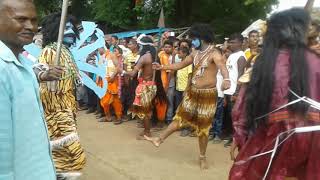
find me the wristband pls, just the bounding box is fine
[223,78,231,81]
[37,71,46,82]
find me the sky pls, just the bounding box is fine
[272,0,320,13]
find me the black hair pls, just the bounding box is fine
[248,30,259,37]
[105,42,110,49]
[138,36,167,104]
[129,38,137,44]
[114,45,123,54]
[41,12,80,47]
[168,36,177,43]
[229,33,244,43]
[139,36,156,60]
[124,37,130,44]
[179,46,190,55]
[179,38,192,49]
[163,39,174,47]
[111,35,119,40]
[246,8,311,131]
[188,23,214,43]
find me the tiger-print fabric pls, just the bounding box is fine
[39,43,86,173]
[173,86,218,137]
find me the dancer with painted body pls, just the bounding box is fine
[124,36,160,139]
[147,24,230,170]
[39,13,86,180]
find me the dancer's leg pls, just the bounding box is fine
[199,135,209,170]
[144,120,180,147]
[137,112,152,140]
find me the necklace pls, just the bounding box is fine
[194,45,212,66]
[192,45,213,85]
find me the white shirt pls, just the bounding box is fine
[216,70,224,98]
[224,50,246,95]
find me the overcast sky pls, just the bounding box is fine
[272,0,320,13]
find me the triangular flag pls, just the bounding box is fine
[157,8,165,28]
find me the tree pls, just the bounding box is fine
[34,0,61,19]
[172,0,278,39]
[92,0,137,32]
[34,0,94,22]
[69,0,95,20]
[134,0,176,28]
[33,0,279,37]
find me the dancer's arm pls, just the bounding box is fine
[33,65,64,82]
[124,55,145,78]
[153,52,194,71]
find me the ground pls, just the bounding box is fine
[78,111,233,180]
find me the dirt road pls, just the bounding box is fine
[78,111,232,180]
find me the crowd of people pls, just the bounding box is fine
[1,0,320,179]
[77,25,262,150]
[78,28,260,146]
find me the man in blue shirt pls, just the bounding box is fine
[0,0,62,179]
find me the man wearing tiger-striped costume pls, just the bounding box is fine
[39,13,86,180]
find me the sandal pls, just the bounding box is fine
[113,120,123,125]
[98,117,107,122]
[105,117,113,122]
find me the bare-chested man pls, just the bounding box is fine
[145,24,230,170]
[124,36,158,139]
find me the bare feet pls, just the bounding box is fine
[144,135,162,147]
[199,156,209,170]
[136,131,151,140]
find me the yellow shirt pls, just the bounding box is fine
[176,64,192,91]
[158,51,171,90]
[244,49,257,63]
[124,52,139,71]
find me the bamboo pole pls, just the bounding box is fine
[48,0,70,92]
[305,0,315,13]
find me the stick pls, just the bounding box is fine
[305,0,315,13]
[48,0,70,92]
[177,28,190,39]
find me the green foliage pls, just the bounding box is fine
[171,0,278,39]
[34,0,94,22]
[69,0,95,20]
[33,0,279,37]
[134,0,176,28]
[33,0,61,20]
[92,0,135,30]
